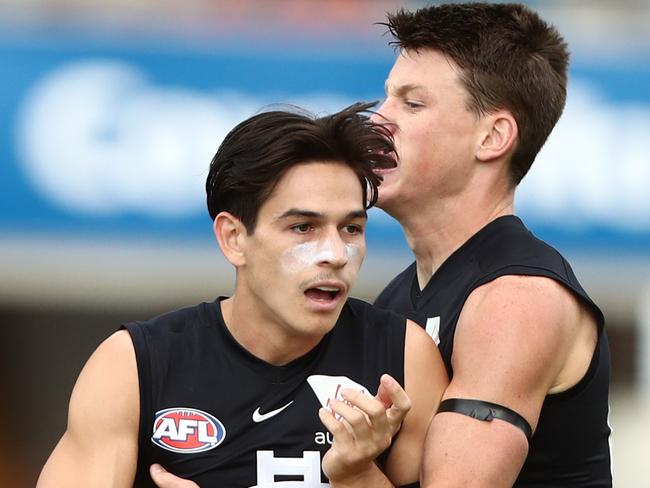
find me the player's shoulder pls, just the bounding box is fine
[99,329,135,355]
[465,274,581,345]
[60,329,139,473]
[472,216,604,326]
[471,274,574,312]
[73,329,138,416]
[124,300,217,338]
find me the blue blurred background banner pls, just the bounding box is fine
[1,26,649,253]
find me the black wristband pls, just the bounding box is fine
[437,398,533,441]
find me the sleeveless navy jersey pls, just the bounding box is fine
[123,297,406,488]
[375,215,612,487]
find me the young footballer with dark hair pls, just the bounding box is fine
[37,102,448,488]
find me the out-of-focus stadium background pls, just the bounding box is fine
[0,0,648,486]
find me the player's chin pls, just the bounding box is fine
[376,185,398,211]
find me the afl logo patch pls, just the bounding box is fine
[151,407,226,454]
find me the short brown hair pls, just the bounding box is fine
[206,102,394,233]
[385,2,569,184]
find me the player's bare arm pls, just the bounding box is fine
[420,275,598,488]
[37,330,139,488]
[320,319,448,487]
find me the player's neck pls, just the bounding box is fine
[401,191,514,289]
[220,295,323,367]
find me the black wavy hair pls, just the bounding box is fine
[206,102,395,233]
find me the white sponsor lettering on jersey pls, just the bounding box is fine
[250,450,329,488]
[314,431,333,445]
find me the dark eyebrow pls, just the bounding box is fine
[347,210,368,220]
[276,208,367,221]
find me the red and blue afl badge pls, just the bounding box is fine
[151,407,226,454]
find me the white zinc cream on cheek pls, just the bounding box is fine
[280,241,334,274]
[344,243,363,269]
[279,239,363,274]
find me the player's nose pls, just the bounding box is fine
[370,101,397,135]
[318,233,348,269]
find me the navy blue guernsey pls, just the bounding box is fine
[124,297,406,488]
[375,215,612,487]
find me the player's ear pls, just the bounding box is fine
[213,212,248,267]
[476,110,518,162]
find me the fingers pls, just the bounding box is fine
[324,376,410,442]
[318,399,390,481]
[318,378,411,483]
[379,374,412,411]
[322,394,392,455]
[150,464,200,488]
[378,374,412,432]
[318,407,353,443]
[376,375,394,408]
[339,388,390,434]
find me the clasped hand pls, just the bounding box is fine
[149,374,411,488]
[318,374,411,484]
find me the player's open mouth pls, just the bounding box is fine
[372,149,398,175]
[304,286,342,302]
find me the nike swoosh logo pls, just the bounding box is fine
[252,401,294,423]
